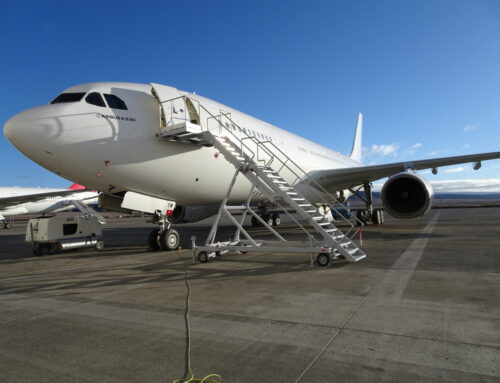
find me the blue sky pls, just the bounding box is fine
[1,0,499,191]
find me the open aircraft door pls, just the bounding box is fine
[150,83,200,134]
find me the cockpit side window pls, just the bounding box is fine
[85,92,106,107]
[103,94,128,110]
[50,93,85,104]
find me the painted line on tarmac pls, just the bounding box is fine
[369,213,440,301]
[294,213,441,382]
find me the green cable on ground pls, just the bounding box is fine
[172,258,222,383]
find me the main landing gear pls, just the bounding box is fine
[1,221,12,229]
[351,183,385,226]
[148,210,180,251]
[251,209,281,227]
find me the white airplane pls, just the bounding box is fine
[3,82,500,248]
[0,183,98,229]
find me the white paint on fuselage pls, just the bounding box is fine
[4,82,362,205]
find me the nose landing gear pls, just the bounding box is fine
[148,210,180,251]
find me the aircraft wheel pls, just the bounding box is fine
[148,229,161,251]
[198,251,208,263]
[263,214,274,227]
[356,210,369,226]
[95,240,104,251]
[317,253,330,267]
[4,222,12,229]
[372,209,384,226]
[160,228,180,251]
[272,213,281,227]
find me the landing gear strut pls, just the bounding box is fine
[350,183,384,226]
[148,210,180,251]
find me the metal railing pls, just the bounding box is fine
[157,95,363,239]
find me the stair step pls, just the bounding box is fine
[352,253,367,261]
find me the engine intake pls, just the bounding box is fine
[381,172,433,219]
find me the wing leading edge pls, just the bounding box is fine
[0,189,91,209]
[309,151,500,191]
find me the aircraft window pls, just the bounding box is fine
[104,94,128,110]
[50,93,85,104]
[85,92,106,107]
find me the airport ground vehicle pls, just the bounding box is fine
[25,215,104,256]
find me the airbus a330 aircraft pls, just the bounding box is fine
[4,82,500,249]
[0,183,98,229]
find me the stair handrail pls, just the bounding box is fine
[156,95,363,234]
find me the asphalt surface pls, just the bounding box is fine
[0,208,499,382]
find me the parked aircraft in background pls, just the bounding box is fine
[0,183,98,229]
[4,82,500,247]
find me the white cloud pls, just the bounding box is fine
[430,178,500,193]
[463,123,480,132]
[410,142,423,149]
[365,143,398,157]
[373,178,500,193]
[462,143,470,149]
[444,166,465,174]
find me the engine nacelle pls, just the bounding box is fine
[171,205,220,223]
[381,172,433,219]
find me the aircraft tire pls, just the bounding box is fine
[356,210,369,226]
[148,229,161,251]
[372,209,384,225]
[272,213,281,226]
[4,222,11,229]
[160,228,180,251]
[264,214,274,227]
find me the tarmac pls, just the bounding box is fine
[0,207,499,382]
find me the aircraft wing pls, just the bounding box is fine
[0,189,91,209]
[309,150,500,191]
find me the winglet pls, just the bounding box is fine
[349,113,363,163]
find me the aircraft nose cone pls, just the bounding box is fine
[3,114,18,143]
[3,107,59,166]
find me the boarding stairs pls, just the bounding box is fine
[70,200,107,224]
[152,88,366,264]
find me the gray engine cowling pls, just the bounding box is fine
[171,205,220,223]
[381,172,433,219]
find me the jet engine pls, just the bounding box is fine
[381,172,433,219]
[171,205,220,223]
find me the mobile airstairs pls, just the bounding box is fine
[151,84,366,266]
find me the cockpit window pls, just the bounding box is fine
[85,92,106,107]
[103,94,128,110]
[50,93,85,104]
